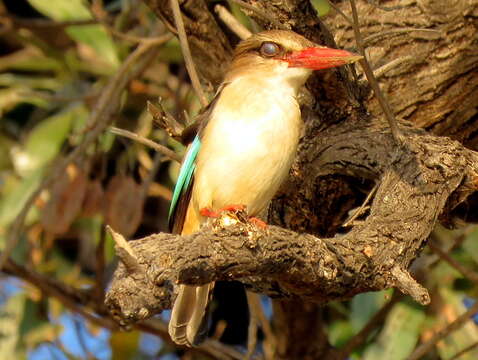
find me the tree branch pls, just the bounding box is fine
[105,120,478,323]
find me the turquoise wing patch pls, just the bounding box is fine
[168,135,201,222]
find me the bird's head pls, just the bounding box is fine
[226,30,362,90]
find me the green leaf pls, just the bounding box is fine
[328,320,354,347]
[0,168,44,230]
[27,0,119,69]
[351,290,390,333]
[27,0,91,21]
[363,301,425,360]
[311,0,331,16]
[66,25,120,70]
[14,104,87,176]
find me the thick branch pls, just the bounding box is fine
[106,123,478,322]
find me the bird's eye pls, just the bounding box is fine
[260,42,280,57]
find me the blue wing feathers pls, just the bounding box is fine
[168,135,201,222]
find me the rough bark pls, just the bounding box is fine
[107,0,478,357]
[106,121,478,313]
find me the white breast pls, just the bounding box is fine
[193,75,302,216]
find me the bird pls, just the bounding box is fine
[168,29,361,346]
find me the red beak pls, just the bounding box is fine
[284,47,362,70]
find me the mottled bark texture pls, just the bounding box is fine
[106,0,478,358]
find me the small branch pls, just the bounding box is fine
[215,5,252,40]
[363,28,442,46]
[428,242,478,284]
[169,0,208,107]
[327,1,353,25]
[2,257,241,360]
[245,292,260,360]
[349,0,403,144]
[247,292,276,360]
[110,126,182,162]
[407,300,478,360]
[2,258,118,330]
[343,183,378,227]
[449,341,478,360]
[147,100,185,141]
[338,292,402,359]
[372,56,414,79]
[228,0,284,28]
[106,226,141,275]
[0,14,97,29]
[107,30,173,46]
[391,266,430,305]
[90,1,174,45]
[366,0,406,12]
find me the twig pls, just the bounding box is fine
[327,1,353,25]
[427,230,470,269]
[363,28,442,46]
[169,0,208,107]
[407,300,478,360]
[343,183,378,227]
[349,0,403,144]
[109,126,182,162]
[106,226,141,275]
[0,15,97,29]
[428,242,478,284]
[247,292,275,360]
[2,258,118,330]
[372,56,414,79]
[449,341,478,360]
[90,1,173,45]
[228,0,284,28]
[391,266,430,305]
[214,5,251,40]
[367,0,406,12]
[138,319,245,360]
[148,100,185,138]
[1,36,162,270]
[245,292,259,360]
[338,292,402,359]
[107,30,173,46]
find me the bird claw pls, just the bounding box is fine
[199,204,246,218]
[248,217,267,229]
[199,207,220,218]
[199,205,267,229]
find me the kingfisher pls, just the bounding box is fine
[168,30,361,346]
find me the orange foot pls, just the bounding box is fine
[200,204,246,218]
[199,205,267,229]
[249,217,267,229]
[199,207,220,217]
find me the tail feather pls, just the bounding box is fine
[169,283,214,346]
[169,285,197,345]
